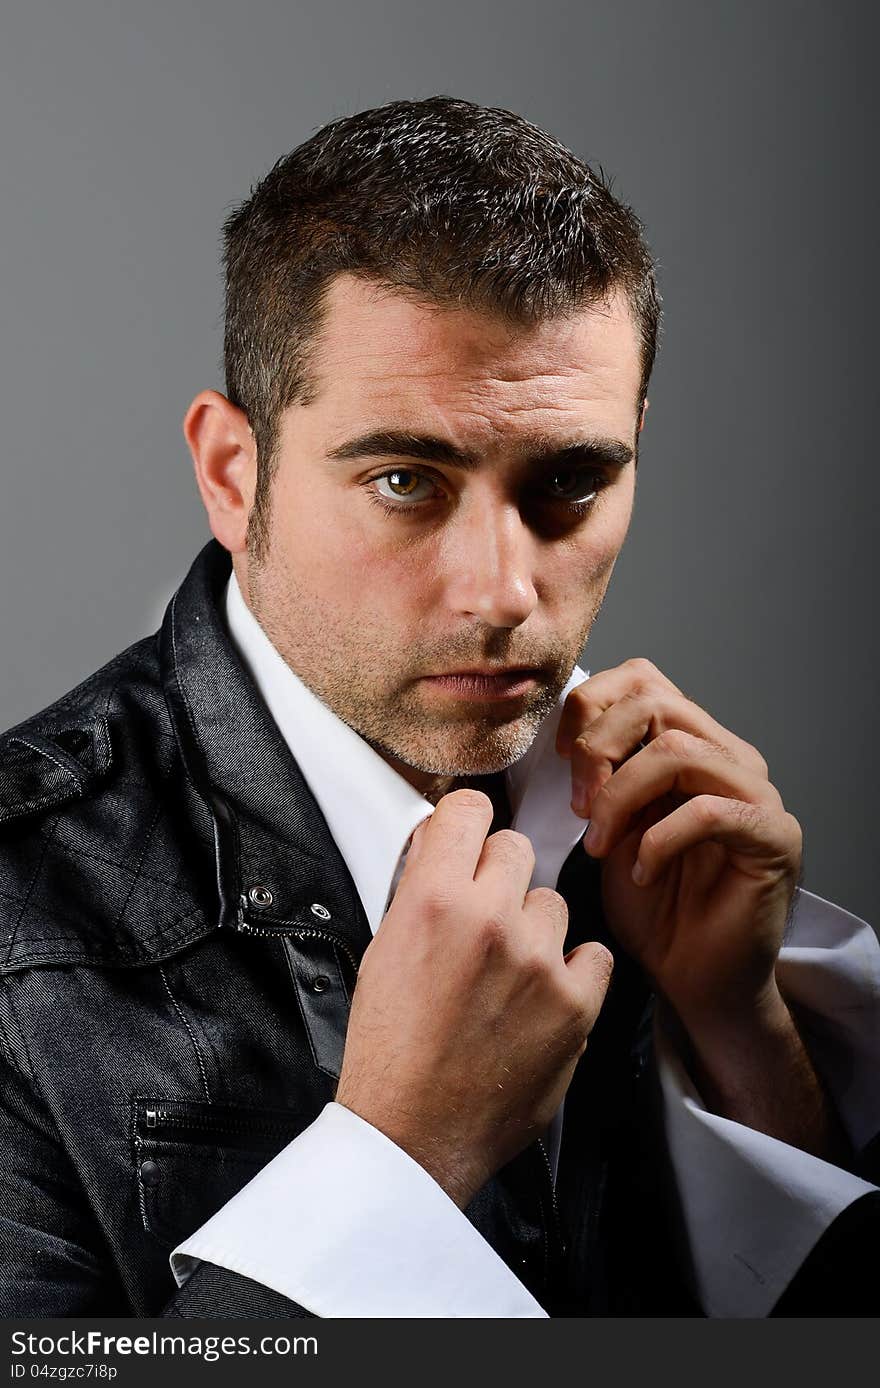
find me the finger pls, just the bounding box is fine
[563,941,615,1032]
[567,690,769,816]
[585,730,782,856]
[521,885,569,944]
[557,659,685,757]
[632,797,803,886]
[474,829,537,909]
[408,788,495,883]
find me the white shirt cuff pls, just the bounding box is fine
[658,886,880,1318]
[170,1101,547,1318]
[775,888,880,1152]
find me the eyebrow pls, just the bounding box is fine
[325,429,634,471]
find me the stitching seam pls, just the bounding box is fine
[158,965,212,1104]
[11,737,86,788]
[112,805,164,930]
[4,815,57,968]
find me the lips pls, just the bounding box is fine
[437,667,536,677]
[420,668,543,700]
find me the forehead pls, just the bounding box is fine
[305,274,643,448]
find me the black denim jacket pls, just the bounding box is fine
[0,540,712,1317]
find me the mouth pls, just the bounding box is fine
[419,668,544,701]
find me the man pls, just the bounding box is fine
[0,96,877,1319]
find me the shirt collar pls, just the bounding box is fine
[225,571,590,933]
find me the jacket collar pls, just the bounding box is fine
[0,540,372,972]
[159,539,374,958]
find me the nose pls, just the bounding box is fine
[442,494,538,629]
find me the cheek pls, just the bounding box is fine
[270,476,365,576]
[589,485,634,570]
[273,497,424,616]
[553,502,632,595]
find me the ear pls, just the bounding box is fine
[638,398,649,433]
[183,390,257,554]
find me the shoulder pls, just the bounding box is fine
[0,634,216,972]
[0,635,160,821]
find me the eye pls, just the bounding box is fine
[371,470,440,505]
[542,467,605,505]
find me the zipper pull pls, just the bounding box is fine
[145,1109,158,1129]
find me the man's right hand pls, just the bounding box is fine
[335,789,613,1208]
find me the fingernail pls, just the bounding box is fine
[584,822,601,852]
[632,860,645,884]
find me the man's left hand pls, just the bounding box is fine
[556,657,802,1040]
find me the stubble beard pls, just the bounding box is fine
[245,540,607,779]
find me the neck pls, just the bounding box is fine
[371,746,461,805]
[374,747,511,826]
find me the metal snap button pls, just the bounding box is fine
[310,902,331,920]
[139,1159,161,1188]
[248,885,274,909]
[310,975,331,994]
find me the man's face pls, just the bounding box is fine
[241,274,641,783]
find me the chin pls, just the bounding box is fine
[393,724,542,779]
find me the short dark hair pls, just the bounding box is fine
[222,95,660,556]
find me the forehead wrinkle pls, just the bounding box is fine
[337,360,625,411]
[448,371,638,439]
[316,374,638,464]
[315,342,612,389]
[305,284,643,433]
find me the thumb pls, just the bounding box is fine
[564,941,614,1030]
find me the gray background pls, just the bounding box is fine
[1,0,877,925]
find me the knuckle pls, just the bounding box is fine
[624,656,658,681]
[489,828,535,865]
[690,794,720,828]
[527,886,569,924]
[655,727,695,759]
[621,686,657,720]
[623,656,666,696]
[567,683,592,712]
[760,780,785,810]
[742,740,769,776]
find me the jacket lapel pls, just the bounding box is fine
[160,540,374,962]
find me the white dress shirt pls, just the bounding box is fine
[170,572,880,1317]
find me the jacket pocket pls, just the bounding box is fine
[131,1096,310,1249]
